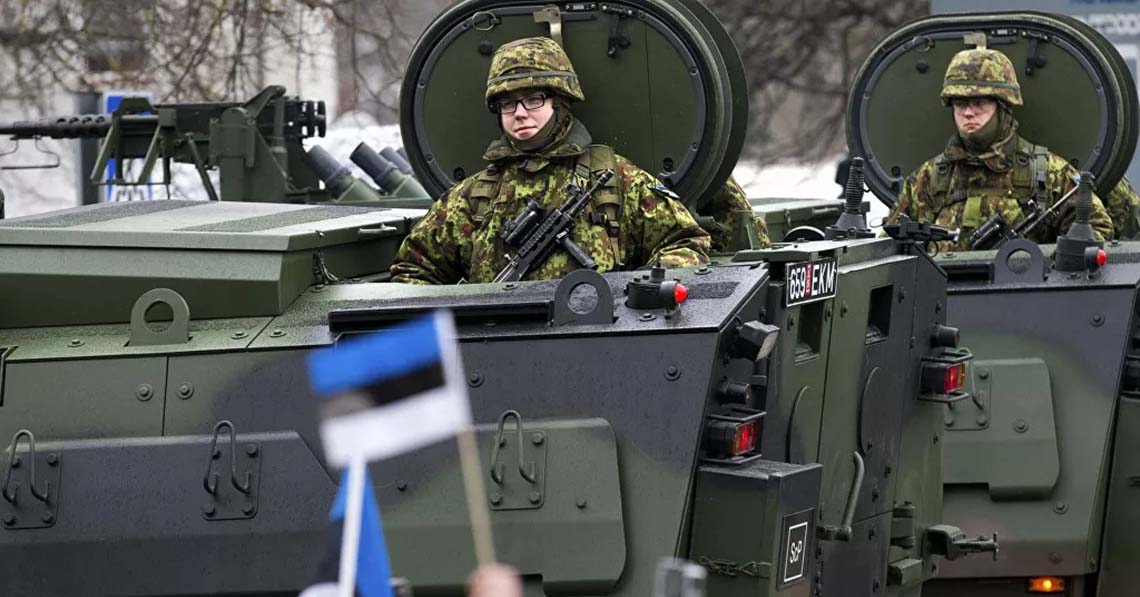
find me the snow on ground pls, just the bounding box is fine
[735,156,890,229]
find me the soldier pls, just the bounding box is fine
[703,176,773,252]
[886,46,1115,250]
[390,37,710,284]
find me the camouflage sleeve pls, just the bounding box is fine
[1044,156,1114,241]
[389,184,470,285]
[704,176,772,251]
[1104,176,1140,240]
[617,157,711,268]
[886,161,938,226]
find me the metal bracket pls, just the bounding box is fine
[129,288,191,347]
[552,269,615,325]
[201,420,260,520]
[2,430,61,530]
[534,5,564,47]
[488,410,547,511]
[945,366,991,431]
[0,137,61,171]
[993,238,1047,284]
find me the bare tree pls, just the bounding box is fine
[706,0,927,165]
[0,0,351,107]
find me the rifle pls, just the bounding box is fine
[968,181,1082,250]
[493,169,614,283]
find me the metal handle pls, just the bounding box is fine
[2,430,50,504]
[489,410,537,485]
[204,420,251,495]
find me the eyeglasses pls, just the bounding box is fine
[950,98,996,111]
[490,93,549,115]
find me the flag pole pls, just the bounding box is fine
[337,455,367,597]
[456,429,496,566]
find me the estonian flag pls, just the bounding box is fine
[308,310,473,467]
[300,466,394,597]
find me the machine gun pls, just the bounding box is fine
[0,86,327,203]
[968,177,1084,251]
[493,169,614,283]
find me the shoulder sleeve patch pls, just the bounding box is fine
[652,183,681,202]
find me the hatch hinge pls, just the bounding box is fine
[534,5,564,47]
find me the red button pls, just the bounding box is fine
[674,283,688,304]
[1097,249,1108,267]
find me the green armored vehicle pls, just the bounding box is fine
[0,1,1003,596]
[848,11,1140,597]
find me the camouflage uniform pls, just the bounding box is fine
[703,176,772,252]
[887,47,1114,251]
[1104,177,1140,240]
[390,37,709,285]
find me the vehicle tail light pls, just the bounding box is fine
[703,408,764,462]
[1027,576,1064,593]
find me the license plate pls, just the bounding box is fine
[785,258,838,307]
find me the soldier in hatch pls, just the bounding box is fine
[885,46,1119,250]
[390,37,710,284]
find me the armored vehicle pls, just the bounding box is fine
[0,1,1005,596]
[848,11,1140,597]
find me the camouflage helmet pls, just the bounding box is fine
[941,48,1023,106]
[485,37,586,105]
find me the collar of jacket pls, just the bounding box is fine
[482,118,593,173]
[942,117,1021,173]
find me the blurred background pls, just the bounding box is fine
[1,0,1134,219]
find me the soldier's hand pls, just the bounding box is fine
[468,564,522,597]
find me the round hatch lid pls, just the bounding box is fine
[400,0,747,210]
[847,11,1138,206]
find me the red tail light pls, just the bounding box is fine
[703,408,765,462]
[944,363,966,394]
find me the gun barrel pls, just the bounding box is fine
[0,114,161,140]
[350,143,398,190]
[381,146,414,175]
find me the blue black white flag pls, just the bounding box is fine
[300,467,394,597]
[308,310,472,467]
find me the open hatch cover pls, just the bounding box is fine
[400,0,748,210]
[847,11,1138,207]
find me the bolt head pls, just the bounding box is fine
[46,453,59,466]
[528,491,542,504]
[245,444,258,457]
[242,503,255,515]
[489,493,502,505]
[203,504,216,516]
[531,432,545,445]
[396,481,408,491]
[2,514,14,526]
[576,498,587,509]
[41,513,54,524]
